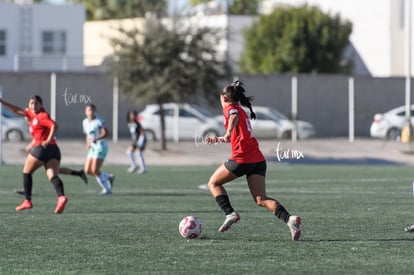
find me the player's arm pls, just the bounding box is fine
[25,139,35,153]
[93,127,108,143]
[137,125,146,147]
[41,122,57,148]
[85,134,90,149]
[138,126,145,137]
[223,113,238,143]
[205,113,238,144]
[0,98,26,116]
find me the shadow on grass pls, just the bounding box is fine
[300,238,414,242]
[267,156,404,165]
[108,192,207,197]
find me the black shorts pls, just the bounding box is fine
[30,144,61,162]
[131,141,146,151]
[224,160,267,177]
[131,136,147,151]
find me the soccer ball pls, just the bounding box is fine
[179,216,202,239]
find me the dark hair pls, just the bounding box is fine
[126,110,137,122]
[86,103,96,111]
[30,95,43,105]
[221,80,256,120]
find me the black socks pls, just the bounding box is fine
[215,194,234,215]
[275,204,291,224]
[70,170,82,176]
[51,176,65,196]
[23,173,32,200]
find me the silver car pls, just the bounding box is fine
[370,105,414,141]
[215,106,316,139]
[1,109,30,142]
[247,106,315,139]
[138,103,224,141]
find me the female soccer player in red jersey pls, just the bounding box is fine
[206,80,301,240]
[0,95,68,213]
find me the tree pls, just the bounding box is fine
[68,0,167,20]
[108,17,231,150]
[189,0,208,6]
[240,4,353,74]
[189,0,261,15]
[229,0,261,15]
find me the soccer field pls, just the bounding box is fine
[1,164,414,274]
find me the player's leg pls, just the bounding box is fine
[59,167,88,184]
[247,173,300,241]
[136,148,146,174]
[90,158,111,195]
[95,144,114,190]
[84,156,94,176]
[45,158,67,214]
[126,145,137,173]
[16,154,43,211]
[137,136,147,174]
[208,163,239,232]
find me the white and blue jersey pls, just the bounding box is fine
[82,115,109,159]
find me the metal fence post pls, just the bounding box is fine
[0,86,4,165]
[291,76,298,142]
[112,76,119,143]
[349,77,355,142]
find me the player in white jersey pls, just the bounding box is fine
[82,104,114,195]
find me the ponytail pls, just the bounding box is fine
[231,80,256,120]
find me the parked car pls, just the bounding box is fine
[1,108,30,142]
[215,106,316,139]
[370,105,414,141]
[138,103,224,141]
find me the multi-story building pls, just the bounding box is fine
[0,2,85,71]
[1,0,412,77]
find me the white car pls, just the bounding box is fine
[1,108,30,142]
[251,106,315,139]
[138,103,224,141]
[370,105,414,141]
[215,106,316,139]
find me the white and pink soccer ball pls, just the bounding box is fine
[179,216,202,239]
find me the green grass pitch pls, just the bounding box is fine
[1,164,414,274]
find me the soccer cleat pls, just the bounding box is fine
[79,170,88,184]
[107,174,115,190]
[54,196,68,214]
[137,169,146,175]
[287,215,301,241]
[99,189,112,195]
[404,224,414,232]
[218,211,240,232]
[127,166,137,173]
[16,199,33,211]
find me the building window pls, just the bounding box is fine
[41,31,66,55]
[0,30,6,56]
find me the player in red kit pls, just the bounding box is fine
[0,95,68,214]
[205,80,301,240]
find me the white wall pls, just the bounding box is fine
[228,16,256,71]
[0,4,20,70]
[0,3,85,71]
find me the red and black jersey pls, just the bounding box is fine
[25,108,57,146]
[222,103,264,163]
